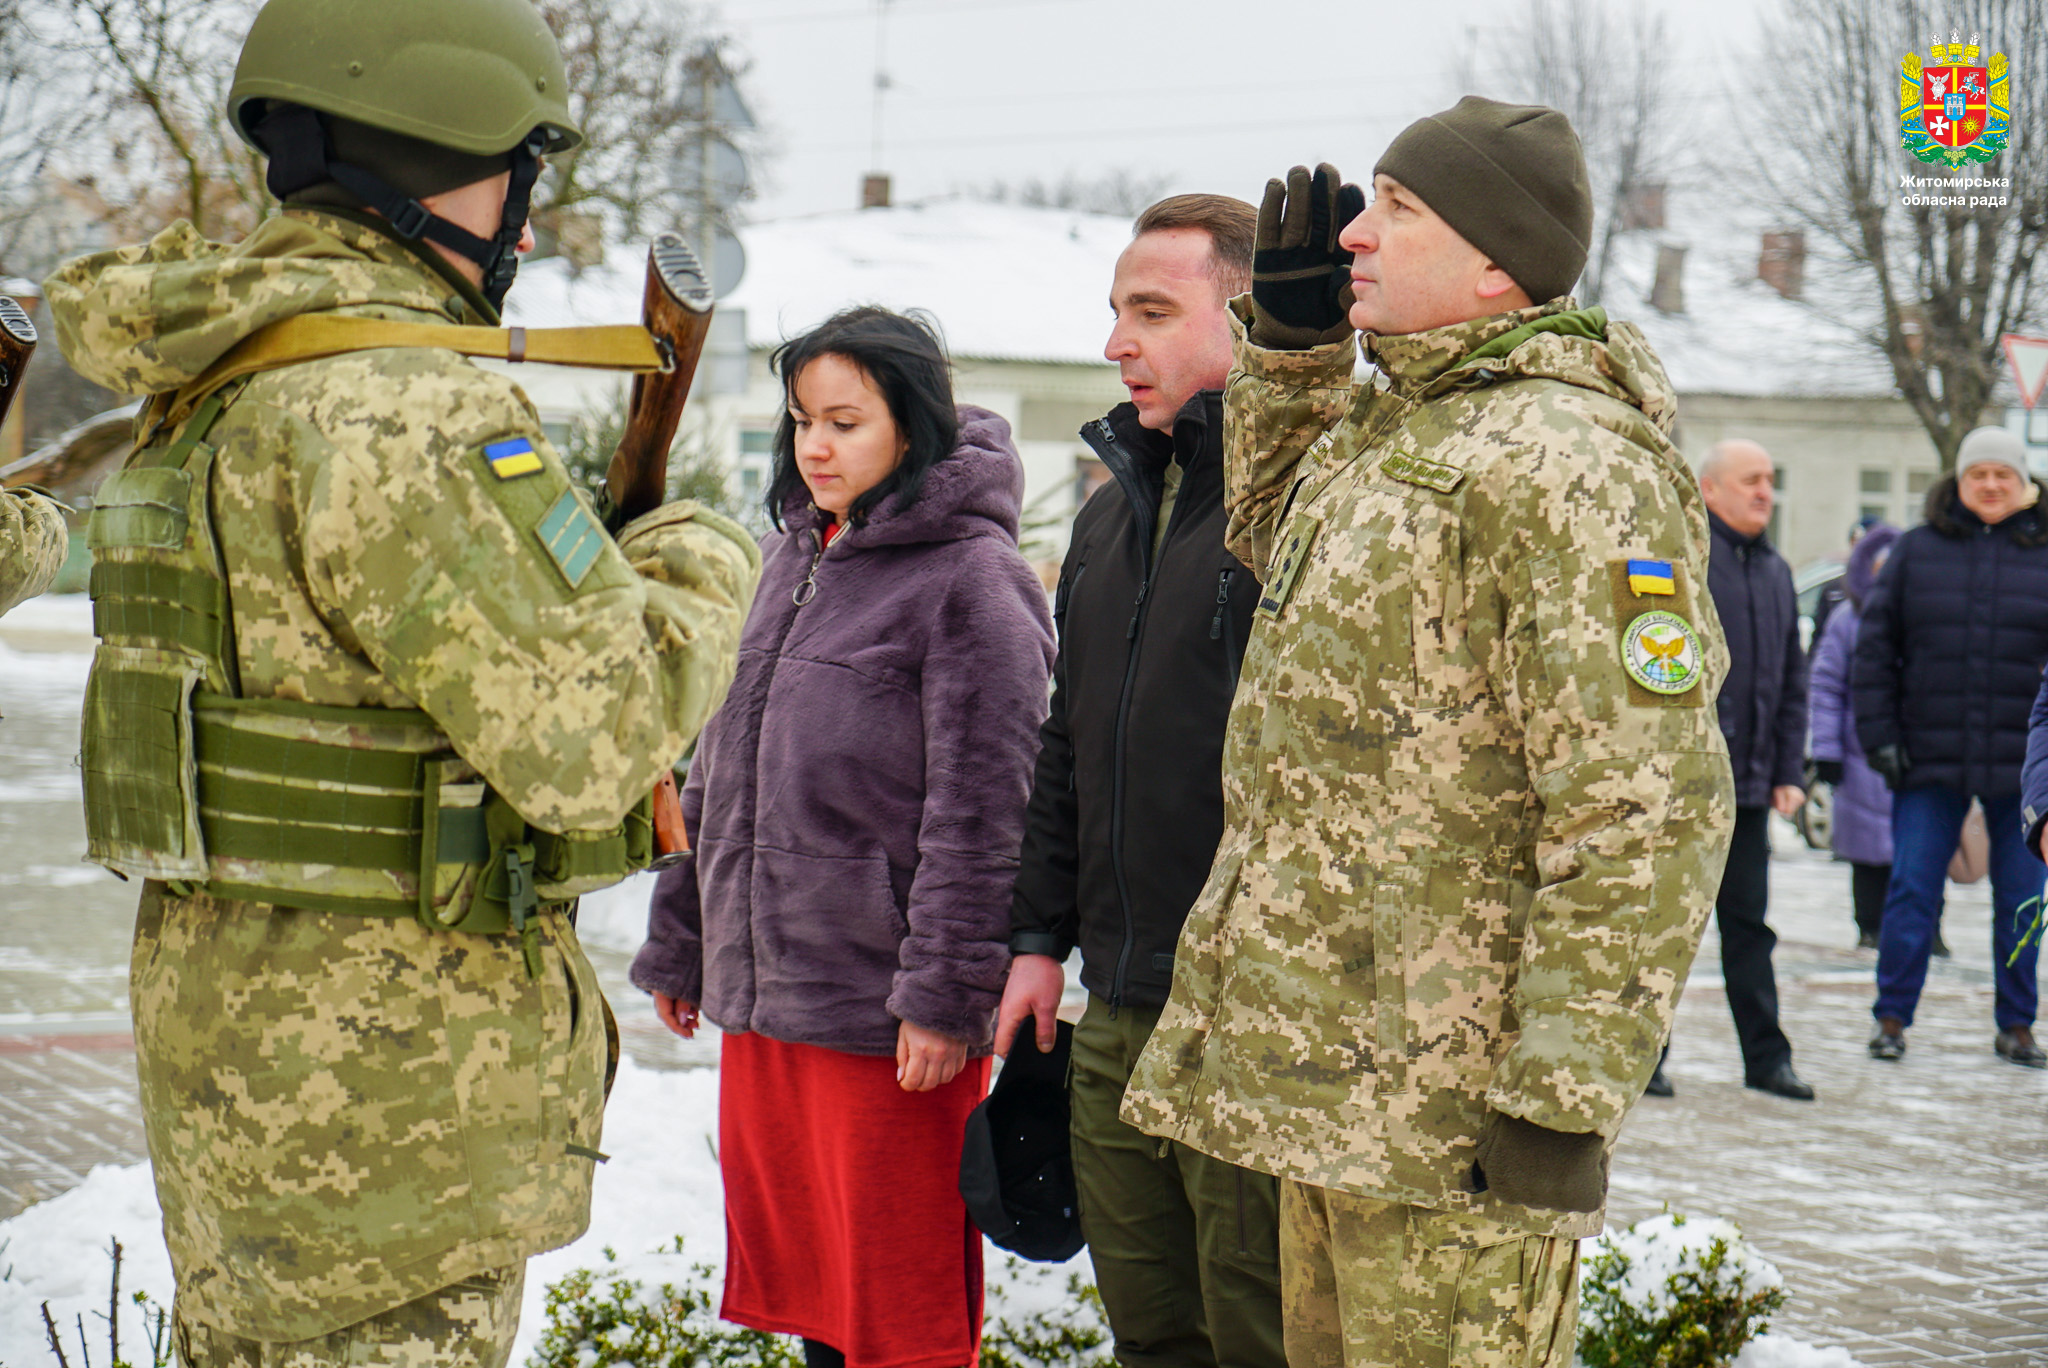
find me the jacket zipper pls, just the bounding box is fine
[791,527,825,607]
[1209,566,1238,667]
[1083,418,1182,1012]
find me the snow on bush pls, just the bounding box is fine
[1578,1212,1789,1368]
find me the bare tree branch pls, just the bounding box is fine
[1740,0,2048,467]
[966,167,1176,219]
[1479,0,1678,306]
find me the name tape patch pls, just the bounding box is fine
[485,436,543,480]
[1380,451,1465,494]
[537,488,606,590]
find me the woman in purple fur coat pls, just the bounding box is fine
[631,307,1055,1368]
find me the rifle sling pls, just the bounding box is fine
[183,315,669,405]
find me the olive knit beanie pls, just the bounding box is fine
[1373,96,1593,305]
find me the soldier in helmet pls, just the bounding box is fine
[1120,99,1733,1362]
[0,486,67,617]
[44,1,760,1362]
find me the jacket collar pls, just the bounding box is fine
[1084,390,1224,556]
[1708,509,1773,557]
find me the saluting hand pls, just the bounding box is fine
[897,1020,968,1092]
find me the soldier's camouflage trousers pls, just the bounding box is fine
[173,1264,524,1368]
[1280,1182,1579,1368]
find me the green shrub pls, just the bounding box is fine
[526,1243,1113,1368]
[1577,1212,1788,1368]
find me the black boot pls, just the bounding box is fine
[1644,1044,1674,1098]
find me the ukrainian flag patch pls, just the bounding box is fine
[1626,559,1676,596]
[537,488,607,590]
[484,435,544,480]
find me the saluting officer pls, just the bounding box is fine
[46,0,759,1361]
[1121,99,1734,1364]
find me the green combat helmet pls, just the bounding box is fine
[227,0,585,308]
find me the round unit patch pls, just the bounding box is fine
[1621,610,1704,695]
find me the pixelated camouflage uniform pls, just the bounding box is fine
[1120,296,1734,1243]
[46,207,759,1345]
[0,485,67,617]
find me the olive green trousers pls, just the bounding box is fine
[1071,996,1285,1368]
[173,1265,524,1367]
[1280,1182,1579,1368]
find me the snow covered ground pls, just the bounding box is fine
[0,1049,1858,1368]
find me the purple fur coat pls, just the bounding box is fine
[630,407,1055,1056]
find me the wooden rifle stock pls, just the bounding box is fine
[605,235,716,869]
[0,297,37,442]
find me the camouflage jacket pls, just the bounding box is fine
[0,486,67,617]
[1120,298,1734,1237]
[46,210,759,1338]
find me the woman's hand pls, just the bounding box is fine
[653,992,700,1040]
[896,1020,968,1092]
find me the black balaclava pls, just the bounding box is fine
[252,102,544,310]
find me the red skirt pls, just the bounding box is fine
[719,1030,991,1368]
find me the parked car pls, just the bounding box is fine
[1794,557,1846,653]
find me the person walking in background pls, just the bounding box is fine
[633,307,1057,1365]
[1808,523,1901,950]
[1691,439,1816,1100]
[1856,426,2048,1067]
[997,194,1281,1367]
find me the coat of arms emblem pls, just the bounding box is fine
[1902,32,2010,166]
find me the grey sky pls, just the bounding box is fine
[719,0,1769,223]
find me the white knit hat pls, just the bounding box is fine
[1956,426,2031,480]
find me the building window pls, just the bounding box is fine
[1858,468,1891,495]
[1907,470,1937,496]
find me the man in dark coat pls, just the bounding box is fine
[997,195,1281,1367]
[1858,426,2048,1067]
[1689,438,1815,1099]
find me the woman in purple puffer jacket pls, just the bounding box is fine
[1809,523,1900,948]
[631,306,1054,1367]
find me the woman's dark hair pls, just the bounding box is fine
[767,306,959,530]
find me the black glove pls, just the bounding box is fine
[1812,759,1844,787]
[1248,163,1365,350]
[1868,744,1910,791]
[1469,1112,1607,1213]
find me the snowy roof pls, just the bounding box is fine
[505,200,1133,367]
[1593,190,1898,401]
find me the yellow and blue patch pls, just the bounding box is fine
[1626,558,1676,596]
[484,435,544,480]
[537,488,606,590]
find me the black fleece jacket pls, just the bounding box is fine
[1008,391,1260,1010]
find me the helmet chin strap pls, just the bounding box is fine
[260,105,545,310]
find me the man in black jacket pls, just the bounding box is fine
[1689,439,1816,1100]
[998,196,1280,1366]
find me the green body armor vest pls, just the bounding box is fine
[80,385,653,943]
